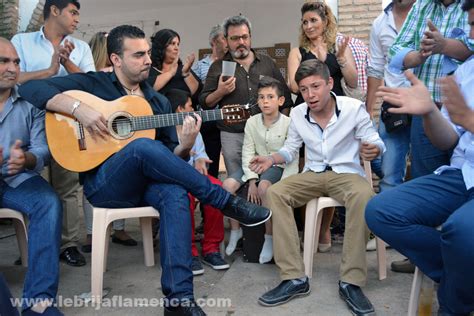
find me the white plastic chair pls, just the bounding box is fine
[90,206,159,303]
[407,227,442,315]
[303,161,387,280]
[0,208,28,267]
[407,267,435,316]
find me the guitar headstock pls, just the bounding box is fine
[221,105,250,125]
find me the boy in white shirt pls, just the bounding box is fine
[251,59,384,315]
[223,77,298,263]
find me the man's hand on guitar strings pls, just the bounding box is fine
[180,114,202,150]
[74,103,110,140]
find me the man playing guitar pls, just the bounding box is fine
[20,25,271,316]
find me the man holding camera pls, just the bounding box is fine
[389,0,473,178]
[366,0,474,304]
[377,0,474,273]
[366,0,415,192]
[199,15,292,179]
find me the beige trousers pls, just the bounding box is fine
[47,159,82,250]
[267,170,373,286]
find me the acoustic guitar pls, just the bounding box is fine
[45,90,250,172]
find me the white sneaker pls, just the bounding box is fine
[366,238,377,251]
[225,228,243,256]
[318,243,332,253]
[259,234,273,264]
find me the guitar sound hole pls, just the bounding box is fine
[112,116,132,137]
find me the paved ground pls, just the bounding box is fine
[0,213,438,316]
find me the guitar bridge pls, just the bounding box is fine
[77,122,86,151]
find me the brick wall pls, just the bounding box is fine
[337,0,383,44]
[0,0,19,39]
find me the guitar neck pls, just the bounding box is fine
[131,109,223,131]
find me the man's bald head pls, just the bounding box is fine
[0,37,20,90]
[0,37,13,47]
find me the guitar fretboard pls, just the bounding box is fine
[131,109,223,131]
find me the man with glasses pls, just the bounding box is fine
[199,15,293,181]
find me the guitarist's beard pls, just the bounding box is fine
[126,66,151,85]
[137,66,151,82]
[118,63,151,85]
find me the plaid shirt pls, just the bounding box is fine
[337,33,368,92]
[389,0,474,102]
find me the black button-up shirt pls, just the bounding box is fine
[19,71,179,153]
[199,50,293,133]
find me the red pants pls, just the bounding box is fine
[188,175,224,256]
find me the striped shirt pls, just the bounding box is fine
[337,33,368,92]
[389,0,474,102]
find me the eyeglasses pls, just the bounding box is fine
[228,34,250,42]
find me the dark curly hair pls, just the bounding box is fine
[462,0,474,11]
[44,0,80,20]
[164,89,193,113]
[150,29,181,70]
[257,76,285,97]
[107,25,145,59]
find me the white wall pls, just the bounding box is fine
[74,0,339,57]
[19,0,38,31]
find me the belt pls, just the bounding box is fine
[317,165,332,173]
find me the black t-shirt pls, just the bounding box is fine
[147,64,202,106]
[295,47,344,106]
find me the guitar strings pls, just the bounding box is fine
[109,106,251,131]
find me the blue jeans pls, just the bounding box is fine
[1,176,62,309]
[410,115,451,178]
[0,273,19,316]
[365,170,474,314]
[371,118,411,192]
[83,138,230,302]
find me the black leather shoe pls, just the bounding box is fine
[221,195,271,227]
[81,244,92,253]
[258,278,310,306]
[60,247,86,267]
[14,256,22,265]
[163,301,206,316]
[338,281,375,315]
[111,234,138,246]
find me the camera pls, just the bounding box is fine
[381,101,410,133]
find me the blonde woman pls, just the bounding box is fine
[287,2,358,253]
[88,31,112,72]
[288,1,357,106]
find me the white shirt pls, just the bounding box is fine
[278,93,385,178]
[435,56,474,190]
[11,27,95,76]
[186,132,209,166]
[241,113,298,182]
[367,3,410,88]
